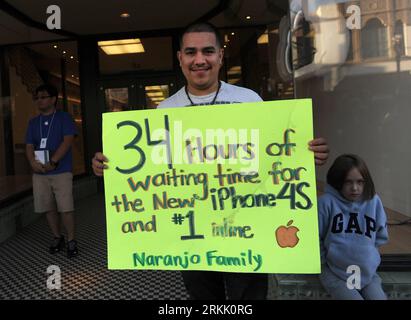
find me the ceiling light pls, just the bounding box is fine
[246,16,251,20]
[227,66,242,76]
[145,85,162,91]
[62,51,66,54]
[98,39,145,55]
[258,31,269,44]
[120,13,130,18]
[53,45,58,49]
[231,32,235,36]
[146,92,164,98]
[70,56,74,59]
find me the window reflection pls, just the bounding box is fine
[361,18,389,59]
[290,0,411,255]
[222,26,295,101]
[394,20,405,57]
[105,88,129,112]
[145,85,169,109]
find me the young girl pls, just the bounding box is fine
[318,154,389,300]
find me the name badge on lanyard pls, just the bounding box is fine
[40,138,48,149]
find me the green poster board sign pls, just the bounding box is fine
[103,99,320,273]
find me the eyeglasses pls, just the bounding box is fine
[34,95,52,100]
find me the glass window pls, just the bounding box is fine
[221,25,295,101]
[145,85,170,109]
[361,18,389,59]
[0,40,86,202]
[291,0,411,256]
[394,20,405,56]
[105,88,129,112]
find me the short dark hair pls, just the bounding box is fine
[35,84,58,105]
[179,22,222,49]
[327,154,376,200]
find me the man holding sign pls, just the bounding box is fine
[93,22,329,300]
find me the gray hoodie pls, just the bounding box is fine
[318,185,388,288]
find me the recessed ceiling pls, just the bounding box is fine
[1,0,288,45]
[0,9,66,45]
[4,0,221,34]
[25,41,80,84]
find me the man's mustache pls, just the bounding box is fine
[190,65,211,71]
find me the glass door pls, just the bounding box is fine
[136,77,176,109]
[99,77,176,111]
[98,80,138,112]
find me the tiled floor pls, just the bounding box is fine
[0,193,189,300]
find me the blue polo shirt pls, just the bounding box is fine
[25,110,77,175]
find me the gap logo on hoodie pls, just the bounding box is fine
[331,212,378,238]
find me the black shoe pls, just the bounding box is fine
[67,240,79,258]
[49,236,65,254]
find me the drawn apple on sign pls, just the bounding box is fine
[275,220,300,248]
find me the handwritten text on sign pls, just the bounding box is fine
[103,99,320,273]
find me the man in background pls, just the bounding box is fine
[26,84,79,258]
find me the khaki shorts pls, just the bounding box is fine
[32,172,74,213]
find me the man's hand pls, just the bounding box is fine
[44,162,57,172]
[30,160,46,173]
[308,137,329,166]
[92,152,108,176]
